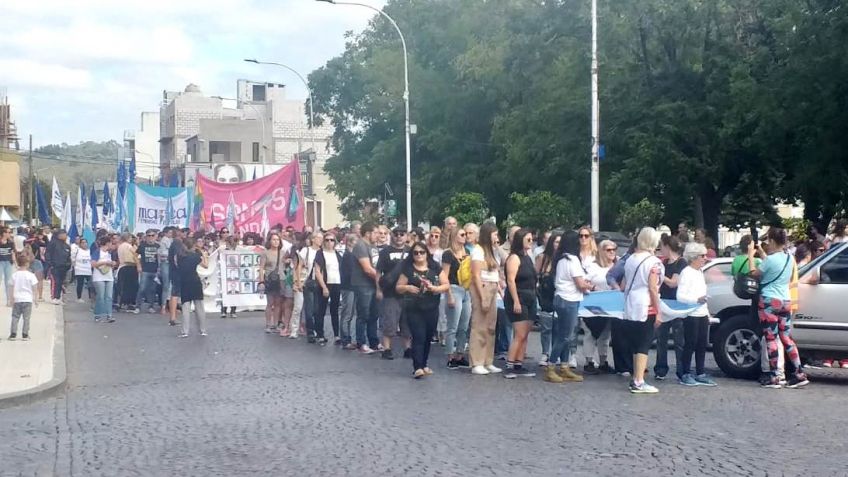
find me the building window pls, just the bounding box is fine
[306,200,323,229]
[252,142,260,163]
[252,84,266,102]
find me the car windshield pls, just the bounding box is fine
[704,261,732,284]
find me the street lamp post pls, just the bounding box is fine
[243,59,320,229]
[590,0,600,231]
[315,0,413,229]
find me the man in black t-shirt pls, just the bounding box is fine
[136,229,160,313]
[375,227,409,359]
[655,235,687,380]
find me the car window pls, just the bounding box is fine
[820,247,848,284]
[704,262,732,285]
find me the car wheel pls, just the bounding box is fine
[712,314,762,379]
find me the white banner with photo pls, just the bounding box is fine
[219,249,266,308]
[132,186,190,233]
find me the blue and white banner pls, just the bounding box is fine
[579,290,703,320]
[127,184,190,233]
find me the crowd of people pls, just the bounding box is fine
[5,217,846,390]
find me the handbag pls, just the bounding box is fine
[732,258,759,299]
[264,249,282,293]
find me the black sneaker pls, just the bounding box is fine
[786,373,810,389]
[318,338,328,346]
[220,313,227,319]
[403,348,412,359]
[381,349,394,360]
[583,362,600,375]
[456,356,470,368]
[447,359,460,370]
[22,334,30,341]
[598,362,614,374]
[503,366,517,379]
[169,320,176,326]
[513,366,536,378]
[8,333,15,340]
[760,374,783,389]
[307,337,316,344]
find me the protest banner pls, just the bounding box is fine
[127,184,190,232]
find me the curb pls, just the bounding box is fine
[0,305,67,409]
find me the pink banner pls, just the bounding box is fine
[197,161,305,234]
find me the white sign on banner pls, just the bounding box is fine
[133,187,189,232]
[220,249,267,308]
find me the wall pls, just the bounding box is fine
[0,160,21,208]
[135,111,160,181]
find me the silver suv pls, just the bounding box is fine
[707,242,848,378]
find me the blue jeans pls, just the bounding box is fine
[303,280,316,337]
[550,296,580,365]
[339,289,355,345]
[137,271,157,308]
[445,285,471,355]
[538,311,553,356]
[159,262,171,307]
[93,280,114,319]
[495,307,512,355]
[353,286,378,348]
[653,319,685,378]
[0,260,13,292]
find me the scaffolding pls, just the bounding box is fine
[0,88,20,151]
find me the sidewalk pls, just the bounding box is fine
[0,300,66,407]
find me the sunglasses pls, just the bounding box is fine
[146,234,156,238]
[458,232,466,237]
[412,250,427,256]
[220,231,229,234]
[324,238,336,243]
[393,231,406,236]
[431,234,440,238]
[579,234,592,238]
[604,248,616,252]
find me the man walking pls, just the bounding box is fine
[136,229,160,313]
[351,223,381,354]
[376,227,409,359]
[45,229,71,305]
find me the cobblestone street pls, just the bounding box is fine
[1,303,846,476]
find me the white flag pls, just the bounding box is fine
[77,185,86,229]
[51,177,64,219]
[61,194,73,230]
[260,205,270,240]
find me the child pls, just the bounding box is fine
[9,253,39,341]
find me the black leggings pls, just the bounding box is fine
[313,284,340,339]
[617,316,657,356]
[76,275,92,299]
[681,315,709,376]
[610,319,633,373]
[407,305,439,371]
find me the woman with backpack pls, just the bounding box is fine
[535,232,560,367]
[313,232,343,345]
[748,227,809,389]
[396,241,450,378]
[503,229,538,379]
[442,227,472,369]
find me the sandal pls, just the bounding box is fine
[413,369,425,379]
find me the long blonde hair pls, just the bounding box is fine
[446,227,466,257]
[578,226,598,258]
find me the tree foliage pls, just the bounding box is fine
[508,191,576,232]
[309,0,848,236]
[442,192,490,227]
[616,198,664,236]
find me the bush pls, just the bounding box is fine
[507,191,576,232]
[616,198,663,235]
[443,192,490,226]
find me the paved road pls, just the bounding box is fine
[1,303,847,476]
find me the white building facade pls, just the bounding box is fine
[159,82,341,229]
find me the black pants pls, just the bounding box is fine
[681,315,709,376]
[117,267,138,307]
[407,305,438,371]
[50,266,69,300]
[610,319,633,373]
[313,284,341,339]
[654,319,684,377]
[220,305,236,316]
[76,275,92,299]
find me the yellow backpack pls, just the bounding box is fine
[457,254,472,289]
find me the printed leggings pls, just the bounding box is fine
[758,296,801,377]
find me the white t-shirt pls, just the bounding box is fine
[470,244,500,283]
[299,247,318,280]
[555,255,586,302]
[586,263,613,292]
[623,251,664,322]
[12,269,39,303]
[676,266,708,317]
[91,248,114,283]
[74,248,92,276]
[14,234,26,253]
[323,251,341,285]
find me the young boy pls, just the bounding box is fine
[9,253,39,341]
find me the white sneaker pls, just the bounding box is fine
[538,354,549,367]
[360,345,375,354]
[485,365,502,374]
[52,299,62,305]
[567,355,578,368]
[289,333,298,339]
[471,366,490,375]
[77,299,85,303]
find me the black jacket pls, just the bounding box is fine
[46,237,72,268]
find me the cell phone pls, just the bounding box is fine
[751,225,759,246]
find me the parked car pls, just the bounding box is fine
[708,242,848,378]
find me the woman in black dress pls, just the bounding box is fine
[177,237,209,338]
[503,229,538,379]
[395,241,449,379]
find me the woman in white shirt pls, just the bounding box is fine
[73,238,93,303]
[581,239,618,374]
[313,232,343,345]
[676,242,716,387]
[468,222,502,375]
[621,227,664,394]
[90,236,116,323]
[547,231,593,383]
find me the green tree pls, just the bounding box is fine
[442,192,489,226]
[507,191,576,232]
[616,198,663,235]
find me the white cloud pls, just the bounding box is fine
[0,0,385,147]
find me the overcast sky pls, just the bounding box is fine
[0,0,385,148]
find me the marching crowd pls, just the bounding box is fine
[5,217,845,391]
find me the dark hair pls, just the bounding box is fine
[361,222,376,235]
[663,235,682,254]
[404,241,431,267]
[540,232,561,273]
[834,219,848,237]
[766,227,788,246]
[554,230,581,266]
[509,228,532,255]
[97,236,110,247]
[265,232,283,250]
[739,234,753,252]
[478,222,499,270]
[180,237,196,256]
[794,243,811,263]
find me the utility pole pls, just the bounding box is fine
[590,0,600,231]
[28,134,33,224]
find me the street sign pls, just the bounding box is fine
[386,199,397,218]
